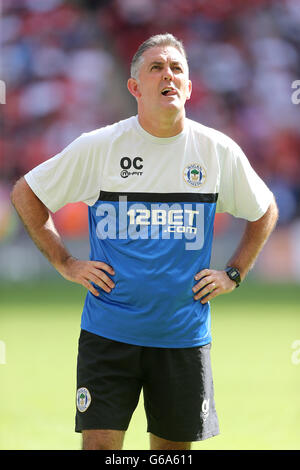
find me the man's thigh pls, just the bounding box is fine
[143,343,220,443]
[82,429,125,450]
[149,433,191,450]
[75,330,143,434]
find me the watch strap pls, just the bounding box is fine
[225,267,241,287]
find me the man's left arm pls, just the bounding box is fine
[193,196,279,303]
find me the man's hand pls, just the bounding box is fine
[192,269,236,304]
[58,257,115,296]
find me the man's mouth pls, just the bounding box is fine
[161,87,177,96]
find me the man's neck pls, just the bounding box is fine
[137,110,186,138]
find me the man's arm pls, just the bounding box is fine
[193,196,279,303]
[10,177,115,296]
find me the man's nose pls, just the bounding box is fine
[163,66,173,80]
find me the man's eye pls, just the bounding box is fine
[151,65,161,70]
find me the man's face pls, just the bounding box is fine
[129,46,192,115]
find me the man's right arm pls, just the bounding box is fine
[10,177,115,296]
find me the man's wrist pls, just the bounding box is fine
[53,254,76,274]
[225,266,241,287]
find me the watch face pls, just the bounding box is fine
[226,267,240,283]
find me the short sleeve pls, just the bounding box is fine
[24,133,102,213]
[216,142,273,221]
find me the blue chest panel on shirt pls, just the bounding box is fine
[81,191,217,347]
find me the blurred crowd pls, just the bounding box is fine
[1,0,300,240]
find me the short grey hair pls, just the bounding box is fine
[130,33,188,80]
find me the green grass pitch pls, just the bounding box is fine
[0,280,299,450]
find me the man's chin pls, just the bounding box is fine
[159,98,181,111]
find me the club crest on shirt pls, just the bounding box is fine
[183,163,206,187]
[76,387,91,413]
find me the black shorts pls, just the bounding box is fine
[75,329,220,442]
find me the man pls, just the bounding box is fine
[11,33,278,450]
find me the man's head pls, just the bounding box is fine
[127,33,192,123]
[130,33,188,81]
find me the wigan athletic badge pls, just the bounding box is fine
[183,163,206,187]
[76,387,91,413]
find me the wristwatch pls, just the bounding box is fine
[225,267,241,287]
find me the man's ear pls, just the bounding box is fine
[127,78,141,99]
[186,79,192,101]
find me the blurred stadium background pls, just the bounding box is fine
[0,0,299,450]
